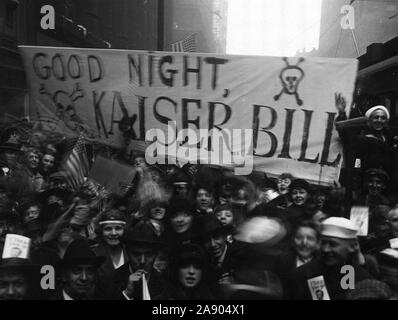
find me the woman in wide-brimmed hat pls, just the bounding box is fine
[163,196,201,250]
[162,243,216,300]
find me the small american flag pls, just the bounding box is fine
[171,33,197,52]
[61,134,90,191]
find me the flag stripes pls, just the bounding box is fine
[171,33,197,52]
[61,135,90,191]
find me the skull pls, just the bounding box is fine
[281,68,303,94]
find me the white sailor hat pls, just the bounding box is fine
[365,105,390,120]
[321,217,358,239]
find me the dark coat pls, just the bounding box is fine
[48,288,105,300]
[160,282,217,300]
[285,257,373,300]
[92,243,127,280]
[99,264,167,300]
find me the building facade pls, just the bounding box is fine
[0,0,160,116]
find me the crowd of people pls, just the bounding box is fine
[0,102,398,300]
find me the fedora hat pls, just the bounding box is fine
[60,239,105,269]
[123,222,161,248]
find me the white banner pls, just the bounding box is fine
[19,46,358,185]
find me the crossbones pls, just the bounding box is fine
[274,57,305,106]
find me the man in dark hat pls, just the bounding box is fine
[47,172,69,190]
[50,239,106,300]
[169,168,192,198]
[355,168,391,207]
[0,141,22,177]
[199,214,234,282]
[103,221,166,300]
[39,187,71,224]
[0,234,41,300]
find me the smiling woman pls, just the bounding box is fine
[92,209,128,279]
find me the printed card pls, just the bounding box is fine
[307,275,331,300]
[2,234,31,259]
[350,206,369,236]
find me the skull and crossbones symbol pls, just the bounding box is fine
[274,57,305,106]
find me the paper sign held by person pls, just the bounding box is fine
[350,206,369,236]
[2,234,31,259]
[307,275,331,300]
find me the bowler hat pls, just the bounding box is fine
[123,222,161,248]
[0,257,41,275]
[60,239,105,269]
[169,169,191,185]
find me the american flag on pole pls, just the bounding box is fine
[171,33,197,52]
[61,134,90,191]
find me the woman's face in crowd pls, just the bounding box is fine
[277,178,291,194]
[293,226,319,260]
[23,205,40,224]
[291,188,309,206]
[195,189,214,211]
[216,210,234,226]
[178,264,202,288]
[150,205,166,221]
[102,223,125,247]
[170,212,193,234]
[41,154,55,172]
[367,176,385,196]
[368,110,388,131]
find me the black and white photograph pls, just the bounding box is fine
[0,0,398,302]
